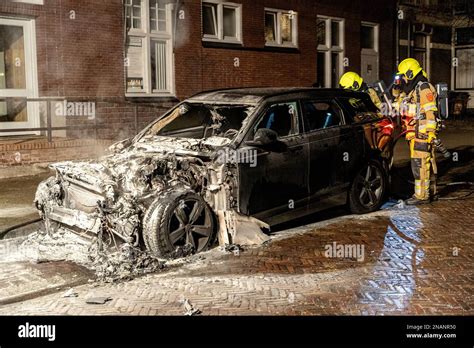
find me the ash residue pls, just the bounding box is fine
[88,240,165,282]
[169,243,195,259]
[1,224,166,283]
[0,228,92,266]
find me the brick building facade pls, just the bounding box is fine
[0,0,397,165]
[397,0,474,109]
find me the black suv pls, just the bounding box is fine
[35,88,394,258]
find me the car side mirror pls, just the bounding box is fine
[245,128,287,152]
[246,128,278,146]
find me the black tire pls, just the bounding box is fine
[142,190,217,259]
[348,160,387,214]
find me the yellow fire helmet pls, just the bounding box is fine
[397,58,423,80]
[339,72,363,90]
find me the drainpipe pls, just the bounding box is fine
[451,25,455,90]
[173,0,183,50]
[407,19,411,57]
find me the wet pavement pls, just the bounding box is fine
[0,198,472,315]
[0,260,93,306]
[0,126,472,315]
[0,172,52,231]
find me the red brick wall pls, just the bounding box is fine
[1,0,396,147]
[175,0,318,96]
[175,0,396,97]
[0,0,396,100]
[0,0,125,98]
[0,138,114,166]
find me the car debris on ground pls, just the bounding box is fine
[62,288,79,298]
[85,297,112,305]
[223,243,243,256]
[182,299,201,316]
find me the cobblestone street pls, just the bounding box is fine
[0,198,472,315]
[1,129,473,316]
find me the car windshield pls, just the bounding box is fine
[141,103,254,140]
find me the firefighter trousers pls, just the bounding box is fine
[409,139,437,200]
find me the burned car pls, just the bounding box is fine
[35,88,394,258]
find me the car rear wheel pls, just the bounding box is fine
[143,190,217,259]
[348,160,387,214]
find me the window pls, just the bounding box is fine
[202,1,242,43]
[360,22,379,84]
[316,17,344,87]
[145,103,253,139]
[124,0,174,96]
[413,33,427,70]
[338,97,379,123]
[455,48,474,89]
[254,102,298,137]
[264,9,298,47]
[302,101,342,131]
[361,25,375,49]
[0,17,39,133]
[456,27,474,45]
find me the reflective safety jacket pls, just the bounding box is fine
[403,81,439,141]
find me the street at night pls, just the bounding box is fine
[0,0,473,346]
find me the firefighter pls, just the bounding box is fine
[339,71,382,109]
[397,58,439,205]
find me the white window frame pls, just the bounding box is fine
[360,21,379,83]
[125,0,175,97]
[7,0,44,4]
[0,17,40,135]
[202,1,242,44]
[455,47,474,90]
[317,16,344,88]
[264,8,298,48]
[361,21,379,53]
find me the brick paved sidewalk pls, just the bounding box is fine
[1,199,472,315]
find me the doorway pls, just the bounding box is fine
[0,17,39,135]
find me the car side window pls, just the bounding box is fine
[338,97,380,123]
[254,102,298,137]
[302,100,343,132]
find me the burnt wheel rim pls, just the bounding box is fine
[168,198,213,252]
[355,164,384,209]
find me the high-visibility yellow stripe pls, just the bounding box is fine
[425,120,437,130]
[422,102,438,111]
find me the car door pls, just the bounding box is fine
[337,96,381,181]
[300,99,354,204]
[237,101,310,221]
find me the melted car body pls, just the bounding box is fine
[35,88,395,258]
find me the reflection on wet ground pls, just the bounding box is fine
[3,198,469,315]
[0,146,472,315]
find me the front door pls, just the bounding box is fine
[0,17,38,135]
[237,101,310,220]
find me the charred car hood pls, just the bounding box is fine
[51,136,232,198]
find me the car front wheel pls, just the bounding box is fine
[348,160,387,214]
[143,190,217,259]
